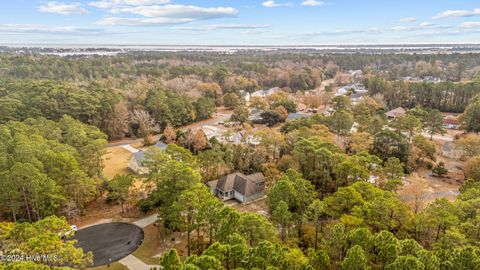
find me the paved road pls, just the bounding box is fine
[420,132,454,142]
[74,223,144,267]
[119,254,160,270]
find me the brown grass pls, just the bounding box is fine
[103,147,132,180]
[132,224,163,265]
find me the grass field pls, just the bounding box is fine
[103,147,132,179]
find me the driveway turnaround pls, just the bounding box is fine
[73,222,144,267]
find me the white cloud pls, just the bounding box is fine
[262,1,291,8]
[38,1,89,15]
[96,16,193,26]
[0,24,131,35]
[242,29,267,35]
[433,8,480,19]
[399,17,417,23]
[96,4,238,26]
[112,4,237,18]
[172,24,271,31]
[460,22,480,29]
[391,22,450,31]
[89,0,170,9]
[301,0,324,6]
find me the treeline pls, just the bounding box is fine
[0,53,325,92]
[3,51,480,87]
[366,76,480,112]
[0,116,107,221]
[0,78,217,139]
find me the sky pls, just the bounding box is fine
[2,0,480,45]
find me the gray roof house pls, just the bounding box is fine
[286,113,310,121]
[207,172,265,203]
[128,141,168,174]
[386,107,406,119]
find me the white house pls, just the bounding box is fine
[250,87,281,99]
[238,90,251,103]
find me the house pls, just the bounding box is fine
[386,107,406,119]
[128,141,168,174]
[286,113,310,121]
[443,118,460,129]
[336,87,349,96]
[199,125,226,141]
[207,172,265,203]
[230,131,261,146]
[349,70,364,82]
[250,87,281,99]
[423,76,442,83]
[248,108,265,122]
[350,122,360,133]
[238,90,251,103]
[401,76,421,82]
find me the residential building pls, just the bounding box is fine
[443,118,460,129]
[207,172,265,203]
[423,76,442,83]
[250,87,281,99]
[286,113,310,121]
[128,141,168,174]
[386,107,406,119]
[248,108,265,122]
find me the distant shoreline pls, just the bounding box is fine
[4,43,480,55]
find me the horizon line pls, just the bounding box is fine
[3,42,480,48]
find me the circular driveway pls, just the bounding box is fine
[73,222,144,267]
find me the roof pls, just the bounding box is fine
[200,125,225,140]
[155,141,168,150]
[251,87,281,98]
[132,141,167,164]
[386,107,406,118]
[443,118,459,125]
[287,113,309,121]
[133,151,146,164]
[208,172,265,197]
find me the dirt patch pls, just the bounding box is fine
[398,139,464,210]
[229,197,270,218]
[103,147,132,180]
[68,196,147,229]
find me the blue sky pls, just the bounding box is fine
[2,0,480,45]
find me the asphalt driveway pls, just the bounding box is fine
[73,222,144,267]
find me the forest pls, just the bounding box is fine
[1,50,480,270]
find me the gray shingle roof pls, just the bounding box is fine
[132,141,168,164]
[287,113,309,121]
[155,141,168,149]
[133,151,146,164]
[210,172,265,197]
